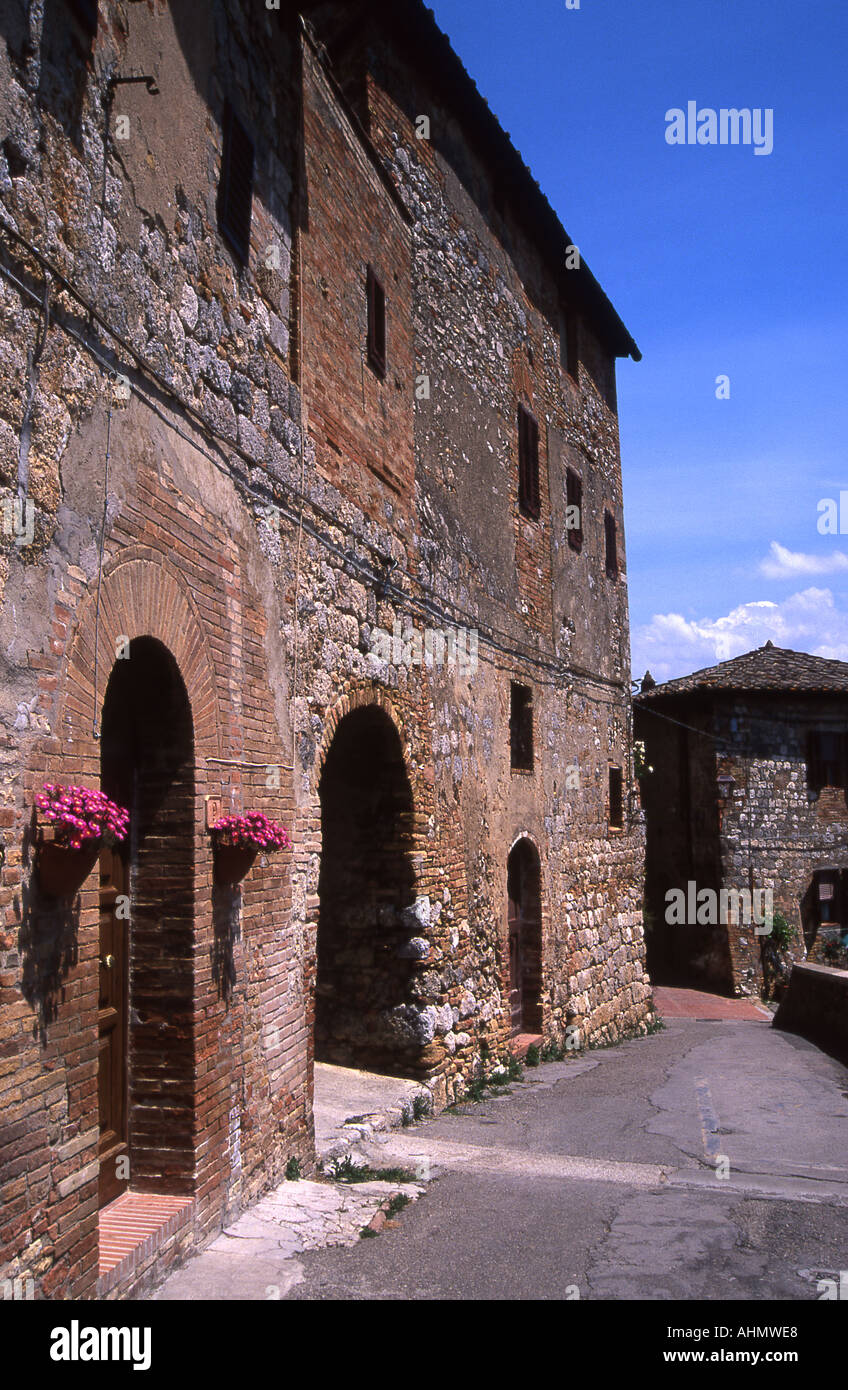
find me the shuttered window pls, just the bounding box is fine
[367,266,387,377]
[566,468,583,552]
[605,509,618,578]
[218,103,254,266]
[517,405,540,520]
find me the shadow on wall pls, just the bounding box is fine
[315,704,423,1077]
[19,830,80,1044]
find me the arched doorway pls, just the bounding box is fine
[98,637,195,1206]
[507,839,543,1037]
[316,705,419,1076]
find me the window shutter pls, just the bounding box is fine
[609,767,624,827]
[566,468,583,552]
[518,405,540,520]
[366,266,387,376]
[219,103,254,266]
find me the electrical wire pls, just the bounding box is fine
[0,218,634,703]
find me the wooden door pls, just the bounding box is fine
[508,886,523,1036]
[98,843,129,1207]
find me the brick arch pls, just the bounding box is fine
[508,829,543,859]
[61,547,222,757]
[312,685,408,796]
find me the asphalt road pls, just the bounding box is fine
[285,1018,848,1301]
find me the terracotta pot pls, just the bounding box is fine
[213,839,259,886]
[36,830,101,897]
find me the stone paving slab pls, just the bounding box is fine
[313,1061,430,1159]
[150,1175,425,1300]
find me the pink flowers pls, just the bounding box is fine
[211,812,291,851]
[36,784,130,851]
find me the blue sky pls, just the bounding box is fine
[429,0,848,682]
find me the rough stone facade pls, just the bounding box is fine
[0,0,652,1300]
[637,651,848,996]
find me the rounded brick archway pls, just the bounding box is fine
[60,547,221,759]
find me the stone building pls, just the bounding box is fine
[0,0,652,1299]
[635,643,848,996]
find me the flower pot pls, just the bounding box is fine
[213,840,258,886]
[36,827,101,897]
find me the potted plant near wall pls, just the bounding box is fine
[34,784,130,897]
[210,811,291,886]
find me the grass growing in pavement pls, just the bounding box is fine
[325,1154,418,1184]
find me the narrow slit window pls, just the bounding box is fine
[807,731,848,792]
[561,310,579,381]
[518,404,540,520]
[218,103,254,266]
[604,509,618,578]
[609,766,624,828]
[367,265,387,377]
[566,468,583,552]
[510,682,534,771]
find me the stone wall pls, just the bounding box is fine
[715,695,848,992]
[773,962,848,1066]
[0,0,652,1299]
[637,691,848,996]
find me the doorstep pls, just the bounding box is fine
[97,1192,195,1298]
[509,1032,543,1059]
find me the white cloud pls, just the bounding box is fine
[632,587,848,684]
[759,541,848,579]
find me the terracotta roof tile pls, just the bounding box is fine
[635,643,848,701]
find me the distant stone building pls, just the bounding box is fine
[0,0,651,1298]
[635,643,848,996]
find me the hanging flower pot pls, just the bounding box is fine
[34,784,130,898]
[210,812,291,886]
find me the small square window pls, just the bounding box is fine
[518,405,540,520]
[367,265,387,377]
[218,103,254,266]
[604,509,618,578]
[566,468,583,552]
[609,766,623,828]
[510,682,534,771]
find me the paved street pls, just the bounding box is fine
[282,1014,848,1301]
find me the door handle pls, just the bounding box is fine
[100,954,115,969]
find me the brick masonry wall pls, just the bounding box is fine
[293,11,654,1065]
[0,0,653,1300]
[0,2,309,1300]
